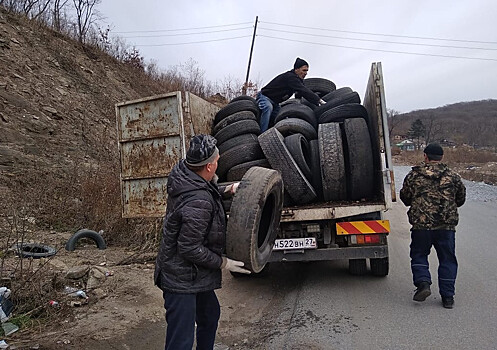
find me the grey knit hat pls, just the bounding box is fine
[185,134,219,166]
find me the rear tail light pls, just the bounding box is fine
[349,234,381,245]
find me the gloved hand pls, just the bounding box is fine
[221,257,251,274]
[319,99,326,105]
[224,182,240,195]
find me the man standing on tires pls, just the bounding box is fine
[154,134,251,350]
[257,57,326,132]
[400,143,466,309]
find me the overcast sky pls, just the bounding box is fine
[97,0,497,113]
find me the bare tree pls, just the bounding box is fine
[52,0,69,31]
[387,108,401,136]
[72,0,100,43]
[423,113,443,144]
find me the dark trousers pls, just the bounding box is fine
[163,290,220,350]
[410,229,458,297]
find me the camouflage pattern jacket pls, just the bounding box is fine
[400,162,466,230]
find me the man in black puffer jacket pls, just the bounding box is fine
[154,134,250,350]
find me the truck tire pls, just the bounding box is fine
[279,98,300,107]
[259,128,317,204]
[226,159,271,182]
[370,257,389,276]
[314,90,361,118]
[349,258,367,275]
[65,229,107,251]
[275,103,317,129]
[309,140,323,201]
[218,133,259,155]
[304,77,336,94]
[343,118,374,200]
[226,167,284,273]
[230,95,257,106]
[321,87,353,102]
[318,123,346,201]
[284,133,312,182]
[214,100,259,125]
[318,103,369,124]
[274,118,317,140]
[13,242,57,258]
[214,119,260,146]
[212,110,257,135]
[217,142,264,180]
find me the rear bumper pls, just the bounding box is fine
[268,245,388,262]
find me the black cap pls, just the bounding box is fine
[185,134,219,166]
[294,57,309,70]
[424,143,443,156]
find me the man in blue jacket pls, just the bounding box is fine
[256,57,325,132]
[154,134,250,350]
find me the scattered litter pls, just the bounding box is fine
[0,287,14,323]
[49,300,59,308]
[0,340,9,349]
[64,287,87,299]
[2,322,19,336]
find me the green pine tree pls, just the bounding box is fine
[408,119,426,150]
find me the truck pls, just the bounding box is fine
[115,62,395,276]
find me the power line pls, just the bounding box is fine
[258,27,497,52]
[113,22,253,34]
[258,34,497,62]
[121,27,252,39]
[132,35,252,47]
[262,21,497,45]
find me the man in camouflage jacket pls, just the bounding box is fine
[400,143,466,309]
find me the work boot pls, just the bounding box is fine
[442,296,454,309]
[413,281,431,302]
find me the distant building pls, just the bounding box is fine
[396,139,416,151]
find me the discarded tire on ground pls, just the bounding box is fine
[259,128,316,204]
[318,123,346,201]
[226,167,284,273]
[13,242,56,258]
[65,229,107,251]
[343,118,374,200]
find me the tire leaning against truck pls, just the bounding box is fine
[226,166,284,273]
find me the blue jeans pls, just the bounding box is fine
[410,229,458,297]
[163,290,220,350]
[256,92,280,132]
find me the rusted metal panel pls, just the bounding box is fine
[280,203,388,222]
[116,91,220,218]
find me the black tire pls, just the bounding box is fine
[65,229,107,251]
[259,128,316,204]
[274,104,317,130]
[370,257,389,277]
[212,111,257,135]
[214,100,259,125]
[309,140,323,201]
[314,91,361,118]
[349,259,367,275]
[343,118,374,200]
[304,78,336,94]
[321,87,353,102]
[217,142,264,180]
[226,159,271,182]
[318,103,368,124]
[274,118,317,140]
[279,98,300,107]
[284,133,312,182]
[218,133,259,155]
[214,119,260,146]
[13,242,57,258]
[300,97,317,111]
[230,95,257,105]
[226,167,284,273]
[318,123,346,201]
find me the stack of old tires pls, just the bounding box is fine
[258,77,376,205]
[212,96,270,182]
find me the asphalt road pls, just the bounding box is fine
[105,167,497,350]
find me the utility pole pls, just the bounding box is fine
[243,16,258,95]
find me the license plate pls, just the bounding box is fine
[273,237,317,251]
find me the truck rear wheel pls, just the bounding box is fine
[226,167,284,273]
[370,257,389,276]
[349,258,367,275]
